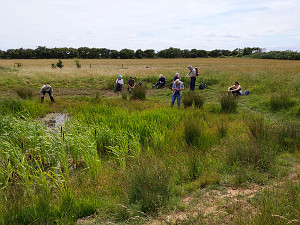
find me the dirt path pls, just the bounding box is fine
[148,163,300,225]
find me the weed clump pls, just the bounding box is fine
[270,93,295,111]
[220,93,238,113]
[131,86,146,100]
[183,92,205,108]
[15,87,33,100]
[127,159,172,214]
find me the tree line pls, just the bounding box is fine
[0,46,299,60]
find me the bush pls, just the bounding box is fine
[220,93,238,113]
[131,86,146,100]
[127,159,172,214]
[15,87,34,100]
[56,59,64,69]
[74,58,81,68]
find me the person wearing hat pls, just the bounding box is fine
[171,79,184,108]
[40,84,54,103]
[115,75,124,92]
[228,81,242,96]
[186,65,197,91]
[153,74,166,89]
[127,76,136,92]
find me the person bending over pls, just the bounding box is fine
[40,84,55,103]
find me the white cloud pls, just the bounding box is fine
[0,0,299,51]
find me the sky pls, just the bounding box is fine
[1,0,300,52]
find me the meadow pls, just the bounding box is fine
[0,58,299,224]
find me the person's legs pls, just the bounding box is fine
[171,93,177,107]
[190,77,196,91]
[41,91,46,103]
[47,92,54,102]
[116,83,122,92]
[177,94,181,107]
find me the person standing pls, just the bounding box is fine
[171,79,184,108]
[115,75,124,92]
[40,84,54,103]
[186,65,197,91]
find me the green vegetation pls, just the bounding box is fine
[0,58,299,224]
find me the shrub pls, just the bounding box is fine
[131,86,146,100]
[74,58,81,68]
[15,87,34,100]
[220,93,238,113]
[56,59,64,69]
[270,93,295,111]
[127,159,172,214]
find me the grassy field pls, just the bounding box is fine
[0,58,299,224]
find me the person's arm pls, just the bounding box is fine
[228,85,234,91]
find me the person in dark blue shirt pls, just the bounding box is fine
[153,74,166,88]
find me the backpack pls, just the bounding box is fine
[195,67,199,76]
[242,90,250,96]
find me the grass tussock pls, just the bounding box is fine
[127,159,172,214]
[183,92,205,108]
[270,93,295,111]
[15,87,34,100]
[220,93,238,113]
[131,86,146,100]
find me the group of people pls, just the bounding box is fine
[40,65,244,107]
[115,75,136,93]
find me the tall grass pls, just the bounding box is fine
[131,86,146,100]
[220,93,238,113]
[270,93,295,111]
[127,158,172,214]
[15,87,34,100]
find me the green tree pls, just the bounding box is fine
[110,50,119,59]
[119,48,135,59]
[144,49,155,58]
[135,49,144,59]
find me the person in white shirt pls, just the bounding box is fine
[40,84,54,103]
[115,75,124,92]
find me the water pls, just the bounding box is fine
[43,113,69,129]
